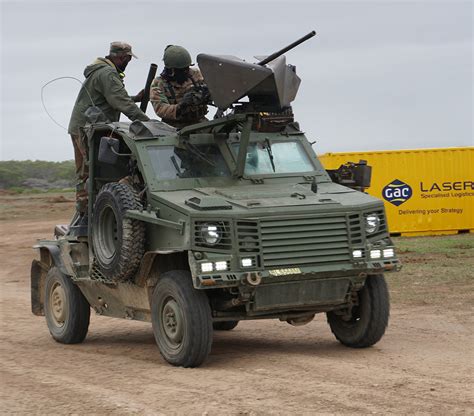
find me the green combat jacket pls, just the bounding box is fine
[68,58,149,135]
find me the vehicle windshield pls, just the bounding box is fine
[232,140,315,175]
[148,144,231,179]
[148,140,314,180]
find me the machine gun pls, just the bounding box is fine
[197,31,316,113]
[256,30,316,66]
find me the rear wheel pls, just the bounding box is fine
[326,274,389,348]
[213,321,239,331]
[44,267,90,344]
[151,270,213,367]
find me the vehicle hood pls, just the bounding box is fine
[150,182,382,214]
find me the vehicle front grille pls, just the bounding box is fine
[236,220,260,253]
[260,215,351,268]
[348,213,363,245]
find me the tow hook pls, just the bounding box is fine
[246,272,262,286]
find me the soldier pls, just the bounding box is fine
[150,45,210,128]
[68,41,150,229]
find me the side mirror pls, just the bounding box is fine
[326,160,372,192]
[353,160,372,188]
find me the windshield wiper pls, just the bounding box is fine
[170,155,182,176]
[264,138,276,172]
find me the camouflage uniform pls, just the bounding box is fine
[150,68,208,129]
[68,42,149,214]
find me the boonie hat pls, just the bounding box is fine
[109,41,138,59]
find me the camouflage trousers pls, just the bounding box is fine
[70,134,88,214]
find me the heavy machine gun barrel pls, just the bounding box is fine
[257,30,316,66]
[140,63,158,112]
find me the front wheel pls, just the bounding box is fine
[44,267,90,344]
[151,270,212,367]
[326,274,389,348]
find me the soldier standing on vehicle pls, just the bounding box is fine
[68,42,150,227]
[150,45,210,129]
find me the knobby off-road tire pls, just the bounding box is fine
[44,267,90,344]
[327,274,390,348]
[151,270,213,368]
[92,183,145,282]
[213,321,239,331]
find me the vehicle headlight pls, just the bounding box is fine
[365,213,380,234]
[200,223,221,245]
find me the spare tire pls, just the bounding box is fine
[92,182,145,281]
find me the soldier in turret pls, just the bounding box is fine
[150,45,210,128]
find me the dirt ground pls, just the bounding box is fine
[1,192,473,415]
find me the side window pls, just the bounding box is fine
[148,146,180,180]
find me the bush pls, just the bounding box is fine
[0,160,75,190]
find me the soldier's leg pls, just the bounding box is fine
[70,134,88,215]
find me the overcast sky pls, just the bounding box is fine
[1,0,472,161]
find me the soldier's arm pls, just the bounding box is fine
[192,68,205,83]
[150,78,178,120]
[100,72,149,122]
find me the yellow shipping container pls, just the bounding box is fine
[319,147,474,236]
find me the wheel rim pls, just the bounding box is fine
[98,205,119,262]
[341,305,361,326]
[49,282,67,327]
[160,297,184,348]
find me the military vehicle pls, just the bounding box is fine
[31,32,400,367]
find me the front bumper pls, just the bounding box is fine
[189,250,401,289]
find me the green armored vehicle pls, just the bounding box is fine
[32,32,400,367]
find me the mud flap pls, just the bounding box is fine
[31,259,46,316]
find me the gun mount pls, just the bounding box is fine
[197,31,316,112]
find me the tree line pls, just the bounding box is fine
[0,160,75,190]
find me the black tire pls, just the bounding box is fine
[213,321,239,331]
[44,267,90,344]
[92,183,145,281]
[327,274,390,348]
[151,270,213,367]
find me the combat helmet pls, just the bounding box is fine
[163,45,192,68]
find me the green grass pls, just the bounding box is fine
[387,234,474,308]
[395,234,474,254]
[7,187,74,194]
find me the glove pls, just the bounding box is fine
[181,85,212,107]
[181,91,197,107]
[131,89,145,103]
[199,85,211,104]
[176,102,192,117]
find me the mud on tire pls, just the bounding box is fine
[327,274,390,348]
[92,183,145,282]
